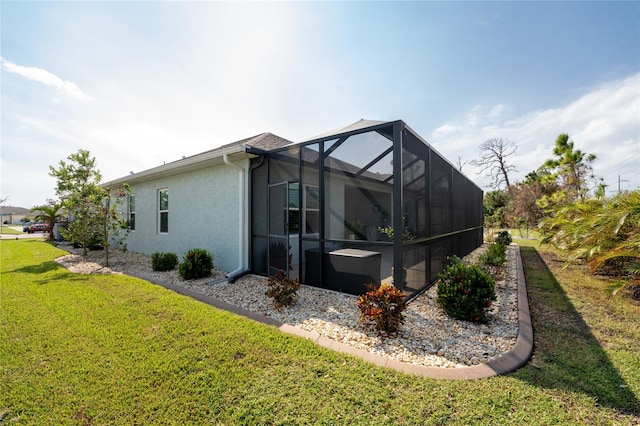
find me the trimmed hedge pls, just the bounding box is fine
[495,230,512,246]
[436,256,496,323]
[151,252,178,271]
[479,243,507,266]
[179,248,214,280]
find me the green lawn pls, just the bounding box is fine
[1,240,638,424]
[0,226,21,235]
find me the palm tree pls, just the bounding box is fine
[31,200,64,241]
[588,191,640,283]
[540,190,640,298]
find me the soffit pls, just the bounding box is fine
[104,132,293,186]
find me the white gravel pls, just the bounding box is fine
[55,244,518,368]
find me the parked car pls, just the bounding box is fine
[23,222,33,232]
[28,223,50,233]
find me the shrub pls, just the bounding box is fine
[436,256,496,323]
[495,230,512,246]
[178,248,214,280]
[479,243,507,266]
[151,251,178,271]
[71,234,103,251]
[266,269,301,309]
[484,228,496,243]
[357,283,407,335]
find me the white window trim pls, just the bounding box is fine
[158,188,168,234]
[128,194,136,231]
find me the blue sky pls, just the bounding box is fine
[2,1,639,208]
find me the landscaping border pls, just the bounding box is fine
[136,245,533,380]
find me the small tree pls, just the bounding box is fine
[544,133,596,201]
[483,190,510,229]
[470,138,517,190]
[49,149,130,265]
[504,184,543,237]
[503,167,558,236]
[31,200,64,241]
[50,150,103,255]
[98,184,131,266]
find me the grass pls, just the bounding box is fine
[1,239,638,424]
[0,226,21,235]
[512,238,639,422]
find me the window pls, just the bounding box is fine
[158,189,168,233]
[128,194,136,231]
[304,185,320,235]
[286,183,319,236]
[288,183,300,233]
[280,183,319,236]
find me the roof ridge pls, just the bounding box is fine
[299,119,392,143]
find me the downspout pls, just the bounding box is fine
[223,154,248,281]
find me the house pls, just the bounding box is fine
[0,206,35,225]
[105,120,483,299]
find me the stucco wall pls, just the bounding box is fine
[125,160,247,274]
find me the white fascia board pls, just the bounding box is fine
[103,145,256,187]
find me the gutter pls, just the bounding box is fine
[223,153,249,281]
[104,144,248,187]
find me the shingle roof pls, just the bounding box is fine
[0,206,31,215]
[104,132,294,186]
[216,132,293,151]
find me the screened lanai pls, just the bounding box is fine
[249,119,483,299]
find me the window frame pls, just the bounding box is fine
[287,183,300,234]
[303,184,320,237]
[158,188,169,234]
[128,193,136,231]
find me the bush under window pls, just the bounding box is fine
[178,248,214,280]
[151,251,178,271]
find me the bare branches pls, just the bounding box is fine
[470,138,517,190]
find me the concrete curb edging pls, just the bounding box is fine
[140,244,533,380]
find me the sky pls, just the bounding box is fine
[1,1,639,209]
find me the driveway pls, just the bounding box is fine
[0,226,47,240]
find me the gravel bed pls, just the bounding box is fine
[55,244,518,369]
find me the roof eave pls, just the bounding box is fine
[103,144,256,186]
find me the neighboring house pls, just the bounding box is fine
[0,206,34,224]
[105,120,483,299]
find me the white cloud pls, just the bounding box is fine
[1,57,95,102]
[429,73,640,193]
[2,1,638,209]
[489,104,507,118]
[432,123,459,138]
